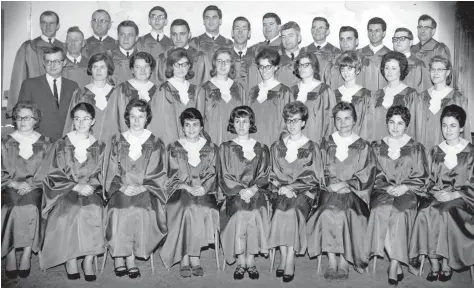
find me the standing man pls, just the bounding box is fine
[7,11,64,115]
[85,9,117,56]
[17,47,78,141]
[393,28,425,92]
[190,5,233,63]
[137,6,172,59]
[277,21,302,87]
[63,26,90,89]
[250,12,282,54]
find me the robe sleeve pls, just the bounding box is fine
[103,135,123,199]
[200,145,217,194]
[29,139,54,189]
[217,144,246,196]
[254,144,271,190]
[62,88,83,136]
[459,152,474,211]
[102,86,122,136]
[1,137,13,187]
[165,144,187,197]
[403,143,429,196]
[7,42,28,116]
[344,142,377,204]
[141,138,168,203]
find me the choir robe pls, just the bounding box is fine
[268,139,324,254]
[85,36,117,57]
[137,34,167,59]
[218,140,271,264]
[415,88,471,150]
[368,87,419,142]
[403,54,426,93]
[409,142,474,270]
[247,84,292,147]
[148,82,205,146]
[365,139,428,266]
[104,133,167,259]
[105,47,138,86]
[159,139,219,269]
[231,48,260,96]
[276,51,299,88]
[39,136,105,270]
[302,43,341,81]
[190,34,233,63]
[62,86,116,142]
[7,37,64,115]
[306,136,376,270]
[201,81,245,145]
[323,52,367,90]
[1,134,52,257]
[411,38,451,90]
[334,87,372,139]
[249,38,283,55]
[357,45,391,92]
[291,83,337,143]
[62,57,90,90]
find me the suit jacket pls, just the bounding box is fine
[17,75,78,141]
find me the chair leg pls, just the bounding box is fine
[270,248,276,272]
[94,255,98,274]
[317,255,322,273]
[470,265,474,283]
[101,247,108,273]
[214,229,220,271]
[419,255,425,277]
[373,256,377,274]
[150,253,155,275]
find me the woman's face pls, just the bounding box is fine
[172,57,190,79]
[233,116,250,137]
[73,109,95,134]
[132,58,152,82]
[91,60,108,82]
[335,110,355,134]
[285,113,305,136]
[387,115,407,139]
[215,52,232,77]
[257,58,277,81]
[183,119,202,140]
[298,57,314,80]
[442,116,463,142]
[15,108,37,133]
[340,66,358,82]
[430,61,450,85]
[129,107,147,132]
[384,59,401,83]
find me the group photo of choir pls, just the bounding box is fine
[1,2,473,287]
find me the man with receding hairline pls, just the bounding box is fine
[276,21,302,87]
[250,12,283,54]
[86,9,117,56]
[63,26,90,89]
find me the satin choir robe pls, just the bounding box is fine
[415,89,471,150]
[105,48,138,86]
[201,81,245,145]
[1,135,52,257]
[231,48,260,96]
[136,34,167,59]
[302,43,341,81]
[334,87,372,140]
[409,143,474,270]
[159,140,219,268]
[357,45,391,92]
[247,84,292,147]
[306,136,376,270]
[276,51,299,88]
[365,139,428,266]
[268,139,324,254]
[39,136,105,269]
[249,38,283,55]
[291,83,337,143]
[411,39,451,90]
[85,36,117,57]
[62,57,90,90]
[323,52,367,91]
[218,140,271,263]
[190,34,233,63]
[403,54,425,93]
[104,133,167,259]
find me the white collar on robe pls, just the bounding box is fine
[428,86,453,115]
[119,46,134,56]
[267,35,280,44]
[128,79,154,102]
[66,52,82,64]
[257,78,280,103]
[404,52,411,58]
[210,77,234,103]
[67,131,96,163]
[383,134,411,160]
[41,34,55,43]
[332,132,360,162]
[438,138,469,169]
[150,31,164,41]
[338,84,363,103]
[234,46,248,57]
[167,78,190,105]
[382,83,407,109]
[178,137,207,167]
[283,134,309,163]
[85,83,113,110]
[297,79,320,103]
[10,131,41,160]
[206,32,220,40]
[233,137,257,161]
[369,43,384,54]
[122,129,152,161]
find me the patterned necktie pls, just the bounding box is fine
[316,45,321,50]
[53,79,59,107]
[48,38,52,44]
[99,36,103,42]
[238,51,243,59]
[291,53,295,60]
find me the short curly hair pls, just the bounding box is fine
[429,56,453,86]
[124,99,152,129]
[227,106,257,134]
[380,51,409,81]
[165,48,195,80]
[332,101,357,123]
[293,53,320,80]
[209,48,236,79]
[440,104,466,128]
[87,53,114,76]
[179,107,204,127]
[283,101,309,130]
[12,101,42,130]
[255,48,280,66]
[129,51,156,71]
[386,105,411,127]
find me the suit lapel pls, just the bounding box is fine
[40,75,55,100]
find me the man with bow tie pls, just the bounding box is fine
[85,9,117,56]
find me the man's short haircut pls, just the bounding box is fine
[170,19,190,33]
[233,16,251,31]
[117,20,139,35]
[280,21,301,33]
[394,27,413,40]
[203,5,222,19]
[40,11,59,25]
[43,46,65,60]
[263,13,281,25]
[418,14,437,29]
[67,26,84,39]
[339,26,359,39]
[367,17,387,32]
[148,6,167,19]
[312,17,330,29]
[92,9,111,21]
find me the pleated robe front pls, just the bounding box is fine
[334,87,372,140]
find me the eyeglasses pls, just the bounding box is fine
[173,62,190,68]
[91,19,110,24]
[392,36,412,43]
[298,62,312,69]
[216,59,232,66]
[284,118,302,125]
[312,26,328,31]
[73,117,93,122]
[14,116,36,122]
[44,60,63,66]
[149,15,166,21]
[429,68,448,73]
[257,64,274,71]
[417,26,433,30]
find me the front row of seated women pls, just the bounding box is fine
[2,99,473,285]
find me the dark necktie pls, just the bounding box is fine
[48,38,52,44]
[73,59,77,64]
[265,40,270,45]
[238,51,243,59]
[53,79,59,107]
[99,36,102,42]
[126,52,130,58]
[291,53,295,60]
[316,45,321,50]
[212,36,215,41]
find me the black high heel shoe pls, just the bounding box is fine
[439,269,452,282]
[5,270,18,279]
[283,273,295,283]
[114,265,127,277]
[67,272,80,280]
[397,271,404,282]
[388,278,398,286]
[18,268,31,278]
[276,269,284,278]
[82,262,96,282]
[127,267,141,279]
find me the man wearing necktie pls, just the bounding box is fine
[249,12,282,55]
[85,9,117,56]
[63,26,90,89]
[17,47,78,141]
[276,21,301,87]
[137,6,172,60]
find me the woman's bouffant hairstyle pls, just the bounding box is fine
[255,48,280,66]
[124,99,152,129]
[209,48,236,79]
[87,53,115,76]
[70,102,96,120]
[293,53,320,80]
[12,101,42,130]
[337,51,362,73]
[165,48,195,80]
[386,105,411,127]
[179,107,204,127]
[440,104,466,128]
[380,51,409,81]
[227,106,257,134]
[332,101,357,123]
[429,56,453,86]
[283,101,309,129]
[129,51,156,71]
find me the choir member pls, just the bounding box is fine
[2,102,52,279]
[40,102,105,281]
[250,13,282,54]
[160,108,218,277]
[137,6,170,59]
[218,106,271,280]
[86,9,117,56]
[104,99,167,279]
[276,21,301,88]
[7,11,64,115]
[416,56,471,150]
[63,53,116,142]
[365,105,428,286]
[201,48,245,145]
[248,48,291,146]
[63,26,90,90]
[269,101,324,283]
[409,105,474,282]
[291,52,336,143]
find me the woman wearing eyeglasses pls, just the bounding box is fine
[2,102,52,279]
[415,56,470,150]
[40,102,105,282]
[291,52,336,143]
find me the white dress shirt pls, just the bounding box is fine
[46,73,62,101]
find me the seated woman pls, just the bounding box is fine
[291,52,336,143]
[2,102,52,279]
[307,101,376,280]
[40,102,105,282]
[218,106,271,280]
[268,101,324,283]
[159,108,219,277]
[409,105,474,282]
[63,53,116,142]
[202,48,245,145]
[104,99,167,279]
[365,105,429,286]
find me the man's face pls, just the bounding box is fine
[417,19,436,42]
[392,31,412,54]
[44,52,65,77]
[118,26,138,50]
[263,17,280,40]
[148,10,168,31]
[311,20,329,42]
[40,15,59,38]
[281,28,300,51]
[232,20,251,45]
[170,25,191,48]
[91,11,111,37]
[339,31,358,52]
[368,23,385,45]
[203,10,221,33]
[66,32,85,55]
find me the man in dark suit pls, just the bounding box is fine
[17,47,78,141]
